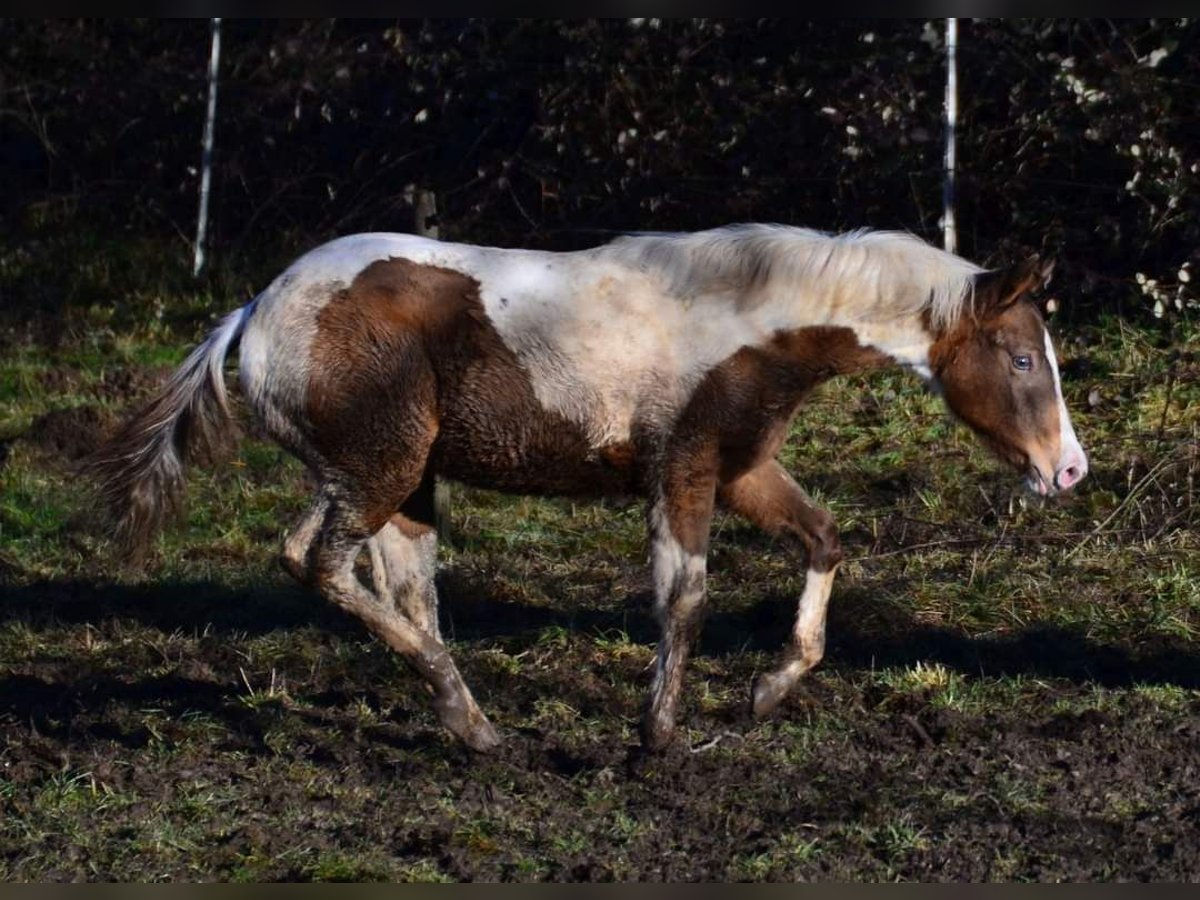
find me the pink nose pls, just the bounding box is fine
[1055,455,1088,491]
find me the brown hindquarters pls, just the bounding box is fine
[306,264,440,532]
[307,258,640,515]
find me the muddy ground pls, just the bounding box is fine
[4,570,1200,881]
[2,334,1198,881]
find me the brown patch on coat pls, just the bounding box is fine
[660,452,720,557]
[306,259,642,530]
[307,262,442,531]
[308,264,890,542]
[718,460,842,572]
[660,325,888,553]
[391,474,437,540]
[930,270,1061,481]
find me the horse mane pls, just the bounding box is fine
[600,223,983,329]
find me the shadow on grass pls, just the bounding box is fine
[3,574,1200,695]
[0,577,344,637]
[0,670,237,750]
[2,571,1200,770]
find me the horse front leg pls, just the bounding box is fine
[642,453,718,751]
[717,459,843,717]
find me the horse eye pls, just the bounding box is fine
[1012,354,1033,372]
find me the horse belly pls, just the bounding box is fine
[423,325,643,497]
[433,396,641,498]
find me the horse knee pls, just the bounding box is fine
[807,512,842,573]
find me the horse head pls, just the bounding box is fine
[931,257,1088,496]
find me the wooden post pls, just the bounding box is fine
[410,186,453,541]
[413,189,439,242]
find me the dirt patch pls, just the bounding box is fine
[2,584,1200,881]
[22,405,111,463]
[89,365,174,407]
[28,363,174,408]
[14,365,179,468]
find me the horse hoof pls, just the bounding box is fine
[462,718,501,754]
[640,717,677,753]
[433,693,501,752]
[445,709,500,753]
[751,671,792,718]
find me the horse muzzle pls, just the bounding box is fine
[1025,448,1088,496]
[1053,449,1088,492]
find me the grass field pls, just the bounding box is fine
[1,263,1198,880]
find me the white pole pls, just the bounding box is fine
[943,17,958,255]
[193,18,222,277]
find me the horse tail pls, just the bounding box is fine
[86,299,259,564]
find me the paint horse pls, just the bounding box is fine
[90,225,1088,752]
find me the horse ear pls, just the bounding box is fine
[1031,258,1059,315]
[974,256,1054,317]
[1036,258,1056,289]
[1022,256,1059,315]
[1011,255,1055,296]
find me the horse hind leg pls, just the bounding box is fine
[283,483,498,752]
[367,477,441,641]
[280,490,329,585]
[642,459,718,752]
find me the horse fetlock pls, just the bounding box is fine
[401,595,441,641]
[413,612,441,642]
[641,671,683,751]
[797,632,826,672]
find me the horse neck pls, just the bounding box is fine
[752,281,938,380]
[843,312,936,379]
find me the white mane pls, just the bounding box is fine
[599,223,983,329]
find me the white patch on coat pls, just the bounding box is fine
[792,566,836,666]
[647,497,706,619]
[235,227,982,454]
[1042,326,1087,475]
[461,226,980,445]
[368,524,440,640]
[646,496,708,688]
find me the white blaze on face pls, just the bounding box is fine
[1043,327,1088,490]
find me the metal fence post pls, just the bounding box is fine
[943,17,958,255]
[193,18,222,277]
